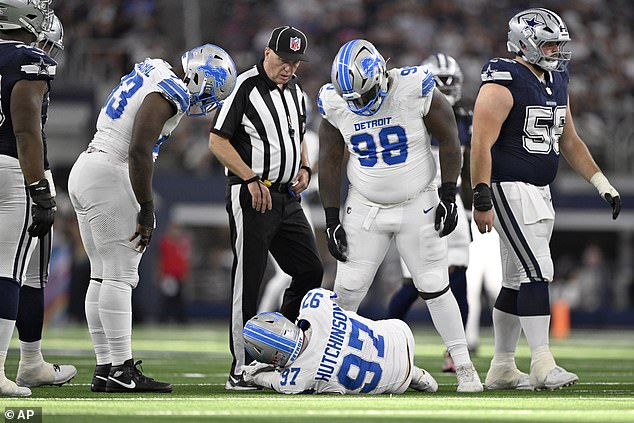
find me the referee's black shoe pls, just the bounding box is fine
[106,359,172,393]
[91,363,111,392]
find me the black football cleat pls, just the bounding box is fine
[105,359,172,393]
[91,363,111,392]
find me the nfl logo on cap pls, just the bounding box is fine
[290,37,301,52]
[267,26,309,62]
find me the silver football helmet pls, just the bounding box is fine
[331,39,388,116]
[422,53,463,106]
[181,44,237,117]
[36,14,63,58]
[243,312,304,367]
[0,0,53,38]
[507,8,571,72]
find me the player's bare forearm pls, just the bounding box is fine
[318,119,345,208]
[208,133,256,180]
[129,93,174,204]
[460,145,473,209]
[470,142,492,187]
[560,109,600,181]
[425,89,461,183]
[11,80,48,184]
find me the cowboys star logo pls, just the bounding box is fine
[36,58,50,75]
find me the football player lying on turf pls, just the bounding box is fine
[242,288,438,394]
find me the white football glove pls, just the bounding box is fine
[242,361,276,384]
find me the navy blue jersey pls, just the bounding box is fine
[0,40,56,168]
[430,105,472,148]
[480,58,568,186]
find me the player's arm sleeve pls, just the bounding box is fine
[155,76,190,115]
[18,48,57,83]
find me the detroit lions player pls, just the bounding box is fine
[0,0,75,397]
[471,8,620,391]
[242,288,438,394]
[386,53,472,373]
[68,44,237,393]
[318,40,482,392]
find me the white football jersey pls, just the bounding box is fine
[90,58,190,162]
[318,66,437,204]
[257,288,414,394]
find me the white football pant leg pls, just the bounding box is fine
[333,191,393,312]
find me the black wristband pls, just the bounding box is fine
[243,175,260,185]
[473,183,493,211]
[300,165,312,182]
[27,179,55,209]
[324,207,341,227]
[138,200,154,227]
[439,182,457,203]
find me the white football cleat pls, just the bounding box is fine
[16,361,77,387]
[531,365,578,391]
[410,367,438,393]
[485,362,532,390]
[455,363,483,392]
[0,376,31,396]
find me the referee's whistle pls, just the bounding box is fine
[263,179,272,187]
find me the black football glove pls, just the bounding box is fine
[130,201,155,252]
[324,207,348,262]
[27,179,56,238]
[435,182,458,237]
[604,193,621,220]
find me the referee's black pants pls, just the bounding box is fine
[225,182,323,378]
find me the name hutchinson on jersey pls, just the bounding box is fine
[314,303,348,382]
[318,66,437,204]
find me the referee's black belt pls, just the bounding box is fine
[268,182,292,193]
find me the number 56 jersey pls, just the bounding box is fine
[270,288,415,394]
[318,66,437,204]
[89,58,190,162]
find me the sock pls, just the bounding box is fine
[518,282,551,351]
[0,352,6,379]
[99,280,132,366]
[449,266,468,327]
[16,286,44,342]
[386,279,419,320]
[85,280,111,365]
[0,318,16,363]
[425,290,470,367]
[19,340,43,366]
[491,287,522,358]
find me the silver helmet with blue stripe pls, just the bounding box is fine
[330,39,388,116]
[243,312,304,367]
[181,44,237,116]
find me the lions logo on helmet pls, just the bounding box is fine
[330,39,389,116]
[507,8,571,72]
[181,44,237,116]
[243,312,304,367]
[421,53,463,106]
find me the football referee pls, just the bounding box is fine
[209,25,323,390]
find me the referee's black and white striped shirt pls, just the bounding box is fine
[211,61,307,185]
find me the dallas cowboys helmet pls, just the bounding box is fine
[331,39,389,116]
[181,44,237,116]
[0,0,53,38]
[37,14,63,58]
[243,312,304,367]
[507,8,571,72]
[422,53,463,106]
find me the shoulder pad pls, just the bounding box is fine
[480,58,515,83]
[317,83,338,117]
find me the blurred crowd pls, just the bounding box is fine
[52,0,634,173]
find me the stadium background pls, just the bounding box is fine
[42,0,633,328]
